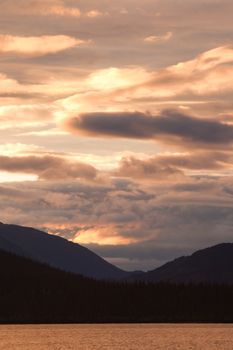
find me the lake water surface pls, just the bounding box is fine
[0,324,233,349]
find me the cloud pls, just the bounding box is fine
[0,35,84,56]
[87,67,150,91]
[0,73,22,91]
[115,156,184,181]
[86,10,108,18]
[140,46,233,97]
[57,46,233,121]
[1,0,107,18]
[0,155,98,180]
[64,110,233,147]
[0,0,81,17]
[114,150,233,182]
[47,5,81,17]
[144,32,173,43]
[0,105,56,129]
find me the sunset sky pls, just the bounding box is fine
[0,0,233,270]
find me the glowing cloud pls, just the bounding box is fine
[87,67,151,91]
[0,35,85,56]
[144,32,173,43]
[86,10,107,18]
[48,5,81,17]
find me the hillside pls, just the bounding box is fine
[131,243,233,284]
[0,222,128,280]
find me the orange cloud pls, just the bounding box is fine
[0,105,56,129]
[144,32,173,43]
[86,10,108,18]
[57,46,233,118]
[48,5,81,17]
[0,35,85,56]
[0,73,20,93]
[1,0,81,17]
[142,46,233,97]
[73,225,137,245]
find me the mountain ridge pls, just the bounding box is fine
[0,222,128,280]
[130,242,233,284]
[1,222,233,284]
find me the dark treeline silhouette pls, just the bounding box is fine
[1,249,233,324]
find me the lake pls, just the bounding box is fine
[0,324,233,349]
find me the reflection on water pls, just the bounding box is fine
[0,324,233,350]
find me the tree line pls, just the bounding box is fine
[0,250,232,323]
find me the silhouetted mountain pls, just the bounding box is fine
[0,222,128,280]
[131,243,233,284]
[2,249,233,323]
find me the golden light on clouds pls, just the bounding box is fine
[0,171,37,183]
[49,5,81,17]
[73,226,137,246]
[87,67,151,91]
[0,35,85,56]
[86,10,107,18]
[45,223,137,245]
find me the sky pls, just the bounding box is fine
[0,0,233,271]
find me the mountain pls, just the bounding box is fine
[2,249,233,323]
[2,222,233,285]
[131,243,233,284]
[0,222,128,280]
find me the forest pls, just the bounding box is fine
[0,249,232,324]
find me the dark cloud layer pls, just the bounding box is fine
[65,110,233,147]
